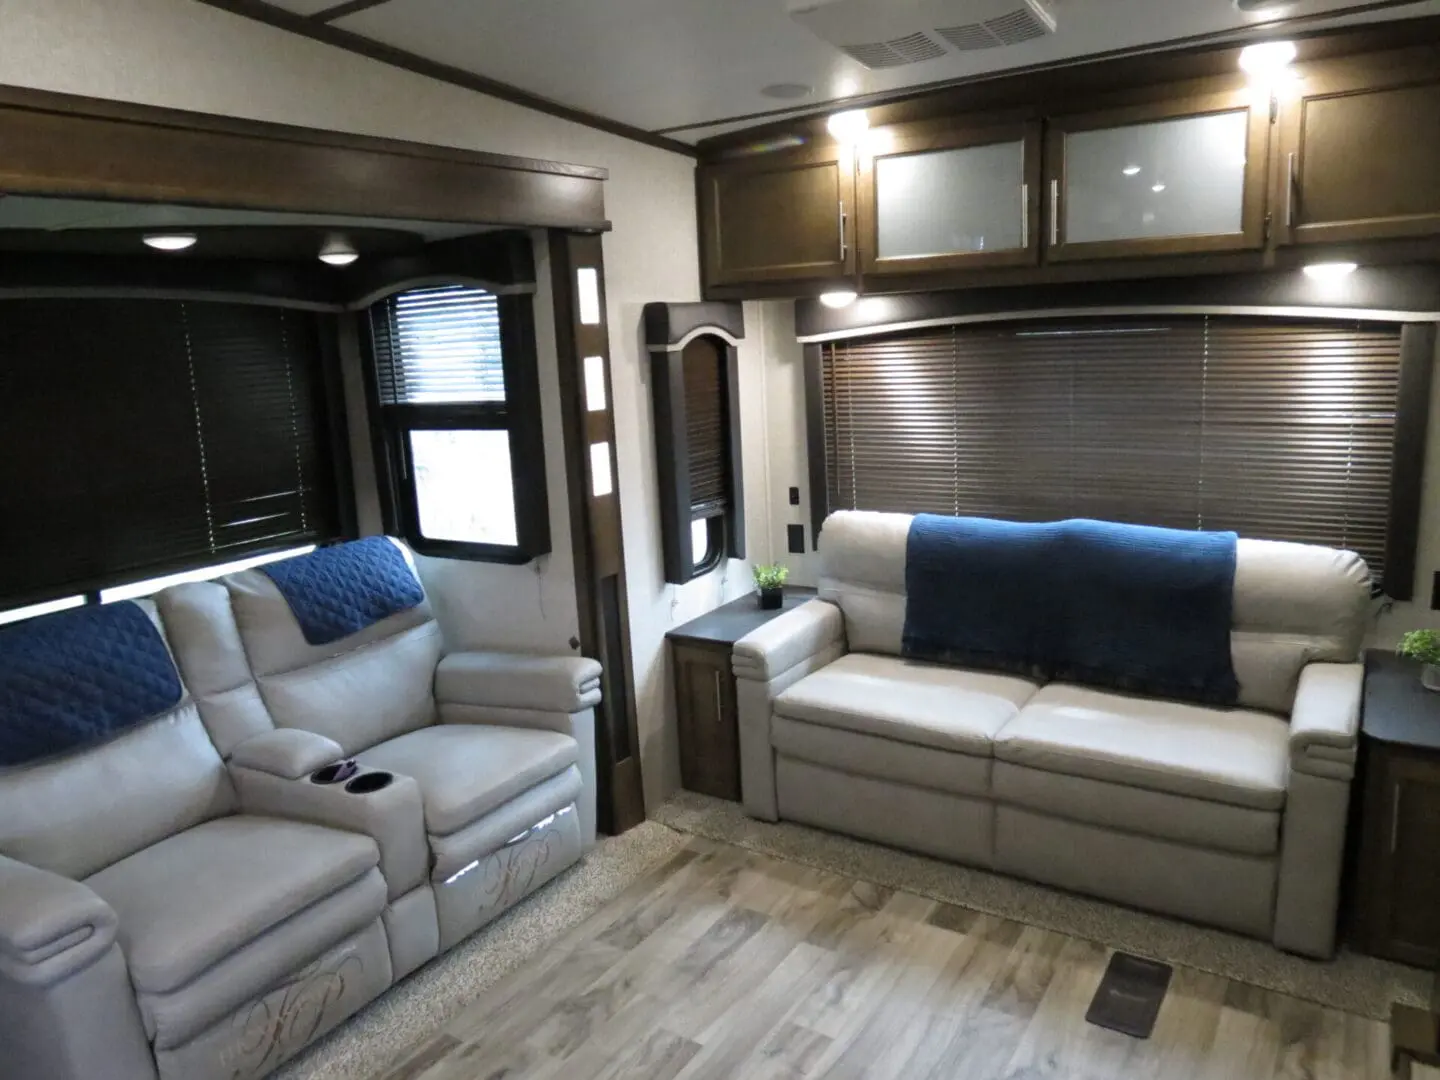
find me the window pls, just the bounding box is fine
[684,338,730,576]
[819,316,1410,590]
[368,284,549,563]
[0,298,342,609]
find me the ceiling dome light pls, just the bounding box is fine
[1151,182,1167,193]
[1235,0,1292,13]
[826,110,869,143]
[1122,164,1141,176]
[143,232,197,252]
[819,290,857,309]
[1239,40,1297,76]
[318,238,359,267]
[1302,261,1358,281]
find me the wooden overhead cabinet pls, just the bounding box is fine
[1044,88,1271,262]
[1276,52,1440,246]
[699,144,856,287]
[857,119,1044,277]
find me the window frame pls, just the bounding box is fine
[366,285,551,565]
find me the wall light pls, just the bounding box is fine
[1302,261,1358,282]
[318,237,359,267]
[826,110,869,143]
[143,232,197,252]
[1239,40,1297,77]
[819,290,857,309]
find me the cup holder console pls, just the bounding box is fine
[345,771,394,795]
[310,760,359,785]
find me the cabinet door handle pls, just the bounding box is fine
[838,199,847,263]
[1020,183,1030,250]
[713,670,724,721]
[1285,152,1297,228]
[1049,179,1060,246]
[1391,785,1402,855]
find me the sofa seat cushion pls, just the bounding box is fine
[771,715,992,797]
[773,653,1040,756]
[994,684,1289,811]
[86,816,378,995]
[357,724,578,836]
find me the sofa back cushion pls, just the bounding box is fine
[817,510,1373,714]
[222,539,444,755]
[0,600,236,878]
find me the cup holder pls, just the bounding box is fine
[345,771,394,795]
[310,760,358,785]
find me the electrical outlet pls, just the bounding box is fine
[787,524,805,554]
[789,486,801,506]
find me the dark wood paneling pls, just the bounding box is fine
[803,343,830,551]
[643,300,745,348]
[671,641,741,802]
[0,85,609,231]
[1384,324,1436,602]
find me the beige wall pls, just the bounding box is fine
[0,0,755,809]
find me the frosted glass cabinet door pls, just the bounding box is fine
[860,123,1041,274]
[1048,96,1267,259]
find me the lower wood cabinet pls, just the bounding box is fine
[671,640,741,801]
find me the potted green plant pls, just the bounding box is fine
[753,563,789,610]
[1398,629,1440,691]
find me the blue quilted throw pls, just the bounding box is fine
[0,601,183,767]
[262,537,425,646]
[903,515,1239,706]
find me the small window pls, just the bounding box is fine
[368,284,549,563]
[691,516,723,574]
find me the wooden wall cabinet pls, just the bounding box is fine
[1276,52,1440,247]
[671,640,741,801]
[857,119,1043,277]
[698,143,856,287]
[1045,89,1270,261]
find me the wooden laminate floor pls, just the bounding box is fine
[383,837,1393,1080]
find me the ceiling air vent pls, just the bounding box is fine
[790,0,1057,69]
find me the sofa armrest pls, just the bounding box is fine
[732,600,846,682]
[1288,662,1363,780]
[0,855,117,987]
[230,728,344,780]
[230,765,429,900]
[436,652,602,715]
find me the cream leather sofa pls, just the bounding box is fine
[0,540,600,1080]
[734,511,1372,958]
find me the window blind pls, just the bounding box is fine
[821,316,1402,579]
[0,298,338,604]
[683,337,729,520]
[371,284,505,405]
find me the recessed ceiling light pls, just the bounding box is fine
[1122,164,1142,176]
[1239,40,1297,76]
[1303,261,1358,281]
[761,82,813,101]
[1151,182,1167,193]
[318,237,358,267]
[819,290,857,309]
[1235,0,1292,13]
[826,110,869,143]
[143,232,197,252]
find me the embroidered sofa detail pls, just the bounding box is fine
[261,537,425,646]
[0,601,183,766]
[903,514,1239,706]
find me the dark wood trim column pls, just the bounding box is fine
[550,231,646,834]
[1386,323,1437,601]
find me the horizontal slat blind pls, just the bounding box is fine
[684,337,729,519]
[823,316,1401,578]
[0,298,337,603]
[372,285,505,405]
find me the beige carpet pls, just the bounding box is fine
[652,790,1431,1022]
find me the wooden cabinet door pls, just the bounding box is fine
[1276,49,1440,246]
[699,144,856,288]
[1044,88,1270,262]
[672,641,740,801]
[857,118,1043,277]
[1357,746,1440,965]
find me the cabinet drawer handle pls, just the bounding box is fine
[1049,179,1060,246]
[1285,152,1297,228]
[1021,182,1029,249]
[713,670,724,722]
[838,199,847,263]
[1391,786,1402,855]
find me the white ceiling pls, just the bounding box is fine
[251,0,1440,143]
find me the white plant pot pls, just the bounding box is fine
[1423,664,1440,692]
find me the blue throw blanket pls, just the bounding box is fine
[903,515,1239,705]
[0,601,183,767]
[262,537,425,646]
